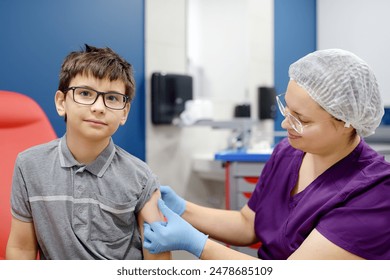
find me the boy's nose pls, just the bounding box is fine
[91,95,106,112]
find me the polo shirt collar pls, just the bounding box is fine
[58,135,116,177]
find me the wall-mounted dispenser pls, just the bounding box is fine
[258,86,276,120]
[151,72,193,124]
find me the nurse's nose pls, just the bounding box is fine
[281,115,289,130]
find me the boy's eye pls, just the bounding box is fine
[106,94,120,102]
[79,90,93,97]
[106,94,118,101]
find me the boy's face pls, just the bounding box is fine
[55,74,130,143]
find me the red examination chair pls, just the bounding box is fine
[0,90,57,259]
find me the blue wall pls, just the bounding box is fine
[0,0,146,160]
[274,0,317,134]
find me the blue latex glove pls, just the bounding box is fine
[143,199,208,258]
[160,185,186,216]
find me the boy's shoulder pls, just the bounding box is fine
[113,144,157,183]
[114,144,149,168]
[18,138,60,160]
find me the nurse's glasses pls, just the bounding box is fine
[276,93,307,134]
[276,93,341,135]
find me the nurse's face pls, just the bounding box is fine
[281,81,347,155]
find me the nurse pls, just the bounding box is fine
[143,49,390,260]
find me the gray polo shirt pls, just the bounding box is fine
[10,135,159,259]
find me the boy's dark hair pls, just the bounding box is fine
[58,44,135,102]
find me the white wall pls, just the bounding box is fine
[145,0,273,258]
[318,0,390,106]
[146,0,228,209]
[187,0,274,119]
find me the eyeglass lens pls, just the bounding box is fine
[276,94,303,134]
[72,87,127,109]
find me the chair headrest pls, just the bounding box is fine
[0,90,46,128]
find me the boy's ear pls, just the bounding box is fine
[55,90,66,117]
[120,102,131,125]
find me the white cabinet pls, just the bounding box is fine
[224,161,265,257]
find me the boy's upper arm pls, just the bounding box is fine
[6,217,38,259]
[138,189,164,224]
[137,189,171,259]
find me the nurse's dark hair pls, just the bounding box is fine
[58,44,135,102]
[320,104,357,144]
[332,117,357,144]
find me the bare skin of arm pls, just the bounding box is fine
[287,229,364,260]
[182,203,258,247]
[138,189,172,260]
[200,228,363,260]
[7,197,361,260]
[183,203,363,260]
[6,217,38,260]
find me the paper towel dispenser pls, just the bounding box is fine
[151,72,193,124]
[258,87,276,120]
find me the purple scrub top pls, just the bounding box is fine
[248,138,390,260]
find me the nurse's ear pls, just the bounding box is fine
[341,121,356,135]
[335,119,358,143]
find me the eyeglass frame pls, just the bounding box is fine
[276,93,341,135]
[276,93,306,134]
[277,93,322,135]
[63,86,130,110]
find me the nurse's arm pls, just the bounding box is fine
[182,203,258,247]
[138,189,172,260]
[200,239,259,260]
[288,229,364,260]
[196,205,260,260]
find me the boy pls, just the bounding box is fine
[6,44,171,260]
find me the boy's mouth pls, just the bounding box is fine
[85,119,108,126]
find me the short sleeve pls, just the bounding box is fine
[10,156,33,222]
[317,181,390,260]
[134,169,159,213]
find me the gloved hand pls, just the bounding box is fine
[143,199,208,258]
[160,185,186,216]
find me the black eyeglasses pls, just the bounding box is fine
[64,86,129,110]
